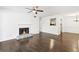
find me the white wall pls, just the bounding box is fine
[0,10,39,42]
[40,15,79,35]
[1,7,79,42]
[40,15,62,35]
[0,12,2,39]
[62,16,79,34]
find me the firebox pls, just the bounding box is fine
[19,28,29,35]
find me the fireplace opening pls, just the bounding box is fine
[19,28,29,35]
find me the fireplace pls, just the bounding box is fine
[19,28,29,35]
[16,24,33,40]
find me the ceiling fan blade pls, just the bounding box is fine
[25,8,33,10]
[37,10,44,12]
[27,11,32,13]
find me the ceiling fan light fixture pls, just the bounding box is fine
[26,6,44,18]
[74,15,79,22]
[33,10,36,13]
[34,16,37,18]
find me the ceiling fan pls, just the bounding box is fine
[26,6,44,15]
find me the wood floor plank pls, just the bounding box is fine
[0,32,79,52]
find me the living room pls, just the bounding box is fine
[0,6,79,52]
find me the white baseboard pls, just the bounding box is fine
[0,33,39,42]
[0,36,16,42]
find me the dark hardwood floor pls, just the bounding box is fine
[0,32,79,52]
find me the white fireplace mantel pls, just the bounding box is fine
[18,24,32,34]
[18,24,31,28]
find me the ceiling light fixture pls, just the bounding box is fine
[26,6,44,18]
[74,15,79,22]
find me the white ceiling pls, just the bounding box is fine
[1,6,79,17]
[40,6,79,17]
